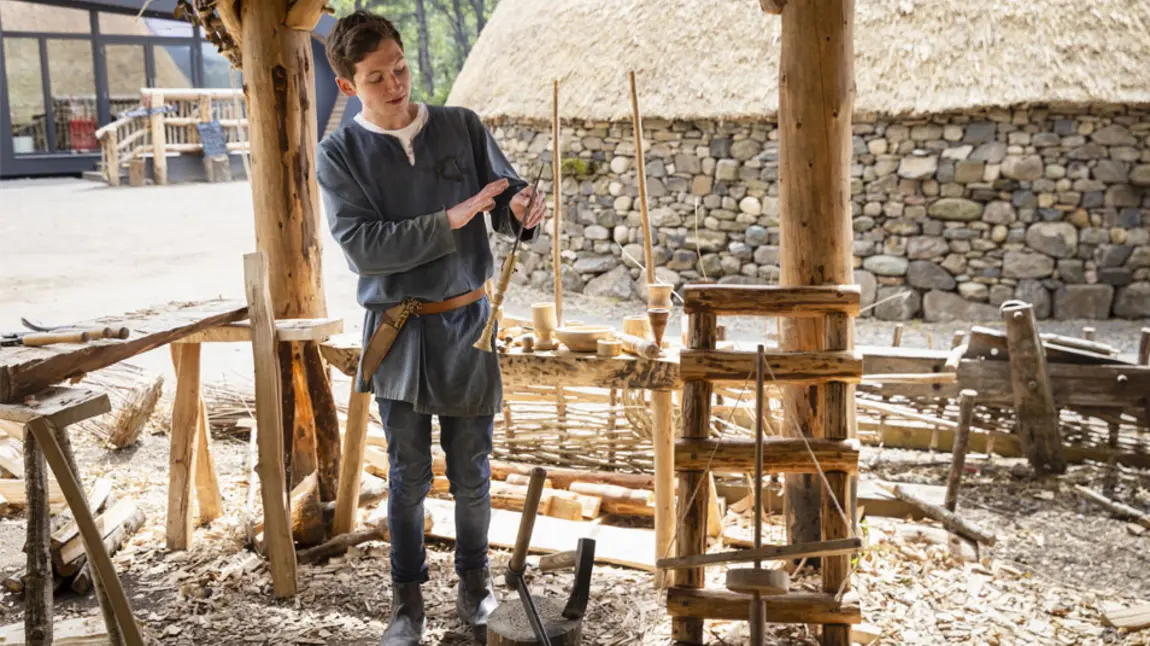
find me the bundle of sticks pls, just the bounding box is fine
[3,479,145,597]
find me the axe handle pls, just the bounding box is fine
[21,331,90,346]
[509,467,548,574]
[539,549,577,573]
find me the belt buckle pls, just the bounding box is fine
[396,298,423,325]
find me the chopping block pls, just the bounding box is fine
[488,467,594,646]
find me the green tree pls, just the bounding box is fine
[330,0,497,105]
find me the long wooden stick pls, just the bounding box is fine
[944,390,977,512]
[552,79,563,327]
[628,71,655,282]
[875,482,996,545]
[1074,485,1150,529]
[750,345,765,646]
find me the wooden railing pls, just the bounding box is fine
[95,88,249,186]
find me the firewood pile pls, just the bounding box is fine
[2,478,145,599]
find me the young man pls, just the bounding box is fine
[317,11,545,646]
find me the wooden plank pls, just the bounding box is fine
[0,388,110,427]
[657,537,862,570]
[0,300,248,404]
[1103,602,1150,631]
[675,438,858,473]
[957,360,1150,409]
[332,390,373,536]
[166,344,201,550]
[681,349,862,385]
[966,326,1130,365]
[174,317,343,344]
[424,498,654,571]
[55,499,139,573]
[26,418,144,645]
[666,588,861,624]
[0,478,64,505]
[682,285,861,317]
[50,478,113,550]
[243,252,298,598]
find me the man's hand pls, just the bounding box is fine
[510,185,547,231]
[447,179,509,229]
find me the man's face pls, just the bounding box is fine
[336,37,410,119]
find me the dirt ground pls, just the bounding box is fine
[1,178,1149,644]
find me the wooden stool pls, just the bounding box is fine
[0,387,144,645]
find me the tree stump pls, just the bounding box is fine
[487,596,582,646]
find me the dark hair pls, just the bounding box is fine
[326,10,404,81]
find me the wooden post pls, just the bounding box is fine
[778,0,856,552]
[243,251,298,598]
[1001,302,1065,475]
[651,388,673,589]
[1139,329,1150,365]
[944,390,977,512]
[24,431,52,646]
[332,390,372,536]
[673,312,716,644]
[105,135,120,187]
[166,343,201,550]
[241,0,338,515]
[128,159,146,187]
[821,313,854,646]
[149,91,167,185]
[552,79,564,326]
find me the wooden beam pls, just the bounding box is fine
[166,343,201,550]
[243,251,298,598]
[657,537,862,570]
[675,438,858,473]
[1002,302,1065,475]
[174,317,343,344]
[682,285,860,317]
[0,388,110,427]
[957,360,1150,409]
[680,349,862,385]
[666,589,861,624]
[966,326,1130,365]
[0,303,248,404]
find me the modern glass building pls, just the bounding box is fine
[0,0,347,178]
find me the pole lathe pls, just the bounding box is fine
[474,166,547,352]
[628,71,670,348]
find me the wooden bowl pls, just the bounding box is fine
[554,325,614,353]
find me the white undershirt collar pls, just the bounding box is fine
[354,103,429,166]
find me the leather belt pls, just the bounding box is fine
[359,285,488,385]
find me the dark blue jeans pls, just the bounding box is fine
[377,398,494,584]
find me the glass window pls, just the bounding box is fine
[4,36,48,153]
[105,43,146,99]
[98,11,153,36]
[46,38,98,152]
[142,16,194,38]
[200,41,240,89]
[0,0,91,33]
[153,43,194,88]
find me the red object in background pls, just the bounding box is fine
[69,118,98,152]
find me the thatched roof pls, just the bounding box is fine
[447,0,1150,122]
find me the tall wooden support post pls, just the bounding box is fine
[1002,302,1065,475]
[778,0,856,549]
[652,389,674,590]
[24,432,51,646]
[552,80,564,326]
[821,313,853,646]
[673,312,716,643]
[149,91,168,185]
[242,0,340,523]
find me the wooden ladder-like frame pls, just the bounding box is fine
[666,284,864,646]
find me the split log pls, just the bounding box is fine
[875,482,995,546]
[569,481,653,517]
[1002,302,1065,475]
[289,473,325,547]
[54,500,143,576]
[321,473,386,527]
[50,479,114,550]
[1073,485,1150,529]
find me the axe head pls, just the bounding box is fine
[562,538,596,620]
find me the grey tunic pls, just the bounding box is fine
[317,105,538,417]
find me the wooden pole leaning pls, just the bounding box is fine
[627,71,669,348]
[552,79,564,328]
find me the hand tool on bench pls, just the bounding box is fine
[488,467,594,646]
[20,317,130,340]
[1,330,91,347]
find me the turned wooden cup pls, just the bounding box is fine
[531,302,557,350]
[647,283,673,310]
[623,315,651,340]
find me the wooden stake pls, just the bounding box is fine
[24,430,51,646]
[673,311,716,643]
[1002,302,1065,475]
[944,390,977,513]
[243,251,298,598]
[552,79,563,327]
[332,390,373,536]
[652,389,673,588]
[166,343,201,550]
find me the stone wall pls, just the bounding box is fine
[487,105,1150,320]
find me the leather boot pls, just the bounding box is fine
[456,568,499,643]
[380,581,425,646]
